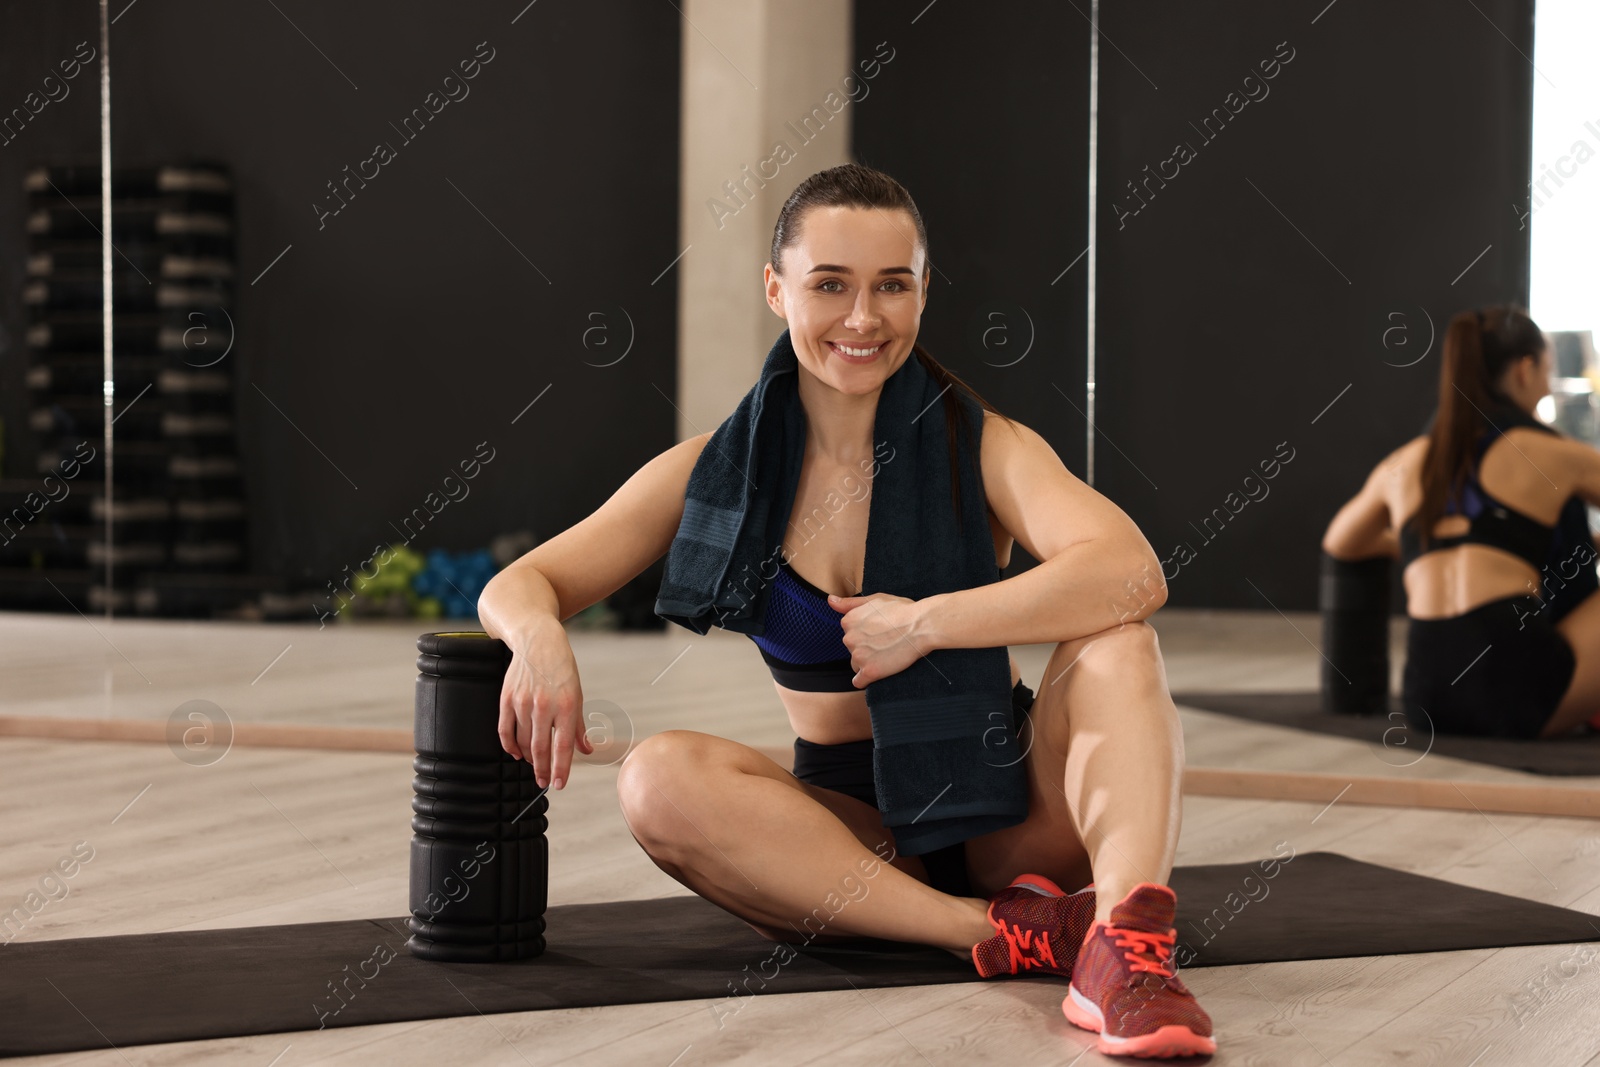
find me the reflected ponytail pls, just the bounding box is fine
[1412,304,1546,548]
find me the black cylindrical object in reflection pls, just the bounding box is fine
[1319,553,1392,716]
[407,631,548,961]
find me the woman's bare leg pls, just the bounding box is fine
[615,730,994,954]
[1547,590,1600,736]
[966,620,1182,923]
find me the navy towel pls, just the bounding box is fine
[655,328,1028,855]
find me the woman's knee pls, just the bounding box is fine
[616,730,722,843]
[1034,621,1175,751]
[617,729,700,812]
[1047,619,1163,684]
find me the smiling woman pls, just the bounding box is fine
[480,163,1216,1057]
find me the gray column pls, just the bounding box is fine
[676,0,853,438]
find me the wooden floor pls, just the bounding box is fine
[3,608,1600,1065]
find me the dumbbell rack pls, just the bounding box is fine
[0,162,283,616]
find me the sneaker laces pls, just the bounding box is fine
[1107,923,1175,978]
[999,920,1059,972]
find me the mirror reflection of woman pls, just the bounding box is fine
[480,165,1217,1058]
[1323,305,1600,739]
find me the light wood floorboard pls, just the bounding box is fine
[4,611,1599,1064]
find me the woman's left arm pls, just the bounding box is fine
[916,412,1166,651]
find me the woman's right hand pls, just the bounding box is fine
[497,615,594,791]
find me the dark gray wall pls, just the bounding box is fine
[1094,0,1535,610]
[852,3,1092,581]
[856,1,1536,612]
[0,3,100,486]
[0,1,680,597]
[5,1,1538,613]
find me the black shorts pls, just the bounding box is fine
[790,678,1037,898]
[1402,594,1576,739]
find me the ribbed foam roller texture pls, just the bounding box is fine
[407,631,548,961]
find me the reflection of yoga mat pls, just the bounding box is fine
[6,853,1597,1055]
[1174,691,1600,777]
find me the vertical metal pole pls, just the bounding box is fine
[99,0,114,621]
[1085,0,1099,487]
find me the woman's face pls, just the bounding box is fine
[1501,345,1553,411]
[763,205,928,396]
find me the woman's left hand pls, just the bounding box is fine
[827,592,934,687]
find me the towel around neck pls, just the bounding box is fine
[654,327,1030,855]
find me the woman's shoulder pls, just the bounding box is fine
[1370,435,1429,484]
[1483,423,1577,469]
[979,407,1033,447]
[1501,423,1595,475]
[977,409,1052,476]
[1392,433,1430,463]
[1499,422,1566,445]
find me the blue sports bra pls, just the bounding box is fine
[1398,429,1553,570]
[748,559,858,692]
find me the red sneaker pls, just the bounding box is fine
[1062,883,1215,1058]
[970,874,1096,979]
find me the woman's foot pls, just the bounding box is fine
[970,874,1096,979]
[1062,883,1215,1058]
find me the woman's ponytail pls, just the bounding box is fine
[1412,304,1546,548]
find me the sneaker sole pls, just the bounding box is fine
[1063,984,1217,1059]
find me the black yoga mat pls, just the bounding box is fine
[6,853,1597,1056]
[1173,690,1600,776]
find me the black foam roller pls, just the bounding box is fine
[407,632,548,962]
[1319,553,1392,716]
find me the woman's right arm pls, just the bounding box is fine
[1321,444,1409,561]
[478,431,711,789]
